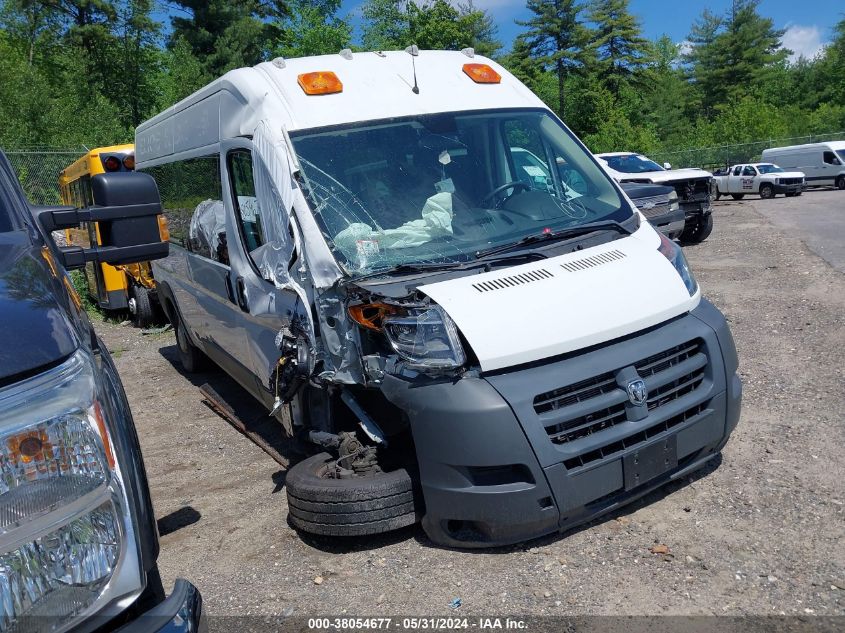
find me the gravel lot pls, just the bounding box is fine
[97,191,844,618]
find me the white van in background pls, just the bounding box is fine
[761,141,845,190]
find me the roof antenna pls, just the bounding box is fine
[405,45,420,94]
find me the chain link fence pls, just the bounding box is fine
[4,148,88,205]
[652,132,845,172]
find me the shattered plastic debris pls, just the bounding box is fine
[649,544,670,555]
[448,598,462,610]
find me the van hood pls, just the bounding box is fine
[617,168,712,184]
[0,232,79,382]
[418,226,699,372]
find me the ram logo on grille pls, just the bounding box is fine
[626,379,648,406]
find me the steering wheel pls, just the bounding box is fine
[479,181,531,208]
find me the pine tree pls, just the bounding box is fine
[275,0,351,58]
[168,0,287,78]
[586,0,649,97]
[516,0,587,118]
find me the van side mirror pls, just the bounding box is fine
[32,172,168,271]
[663,162,672,170]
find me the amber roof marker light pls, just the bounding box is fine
[297,71,343,95]
[462,63,501,84]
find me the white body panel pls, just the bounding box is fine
[136,51,544,166]
[419,225,699,372]
[761,142,845,187]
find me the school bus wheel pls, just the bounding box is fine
[128,284,155,328]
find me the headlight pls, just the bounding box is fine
[383,305,466,370]
[668,191,680,212]
[0,351,142,632]
[657,232,698,296]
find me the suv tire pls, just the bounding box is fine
[681,212,713,244]
[759,183,774,199]
[286,452,420,537]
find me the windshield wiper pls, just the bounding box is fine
[474,220,633,259]
[351,251,548,283]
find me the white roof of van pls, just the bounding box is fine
[596,152,637,157]
[136,50,546,165]
[764,140,845,152]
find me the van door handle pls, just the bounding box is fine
[235,276,248,312]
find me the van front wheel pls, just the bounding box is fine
[286,452,420,537]
[836,176,845,190]
[174,312,206,373]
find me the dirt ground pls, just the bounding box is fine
[97,191,845,617]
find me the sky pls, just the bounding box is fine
[339,0,842,59]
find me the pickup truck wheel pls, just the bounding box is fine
[759,184,774,199]
[128,285,155,329]
[681,213,713,244]
[712,185,722,201]
[286,452,420,537]
[174,312,206,373]
[730,193,744,200]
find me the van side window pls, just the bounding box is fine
[142,156,223,253]
[227,150,267,262]
[823,151,841,165]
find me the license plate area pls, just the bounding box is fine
[623,436,678,491]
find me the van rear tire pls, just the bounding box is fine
[286,452,420,537]
[837,176,845,190]
[174,312,206,373]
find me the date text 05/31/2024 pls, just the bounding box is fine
[307,618,528,630]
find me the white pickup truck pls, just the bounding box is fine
[711,163,805,200]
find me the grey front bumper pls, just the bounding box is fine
[381,300,741,548]
[116,580,205,633]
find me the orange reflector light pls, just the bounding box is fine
[157,215,170,242]
[349,302,400,331]
[298,71,343,95]
[463,63,501,84]
[123,155,135,170]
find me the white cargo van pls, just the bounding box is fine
[137,50,741,548]
[761,141,845,190]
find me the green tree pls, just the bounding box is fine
[585,0,649,97]
[275,0,351,58]
[361,0,499,54]
[516,0,587,118]
[168,0,287,78]
[686,0,788,112]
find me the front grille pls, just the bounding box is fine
[779,178,802,185]
[536,339,708,455]
[631,195,671,220]
[670,178,710,202]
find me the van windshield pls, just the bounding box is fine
[290,108,631,275]
[838,150,845,163]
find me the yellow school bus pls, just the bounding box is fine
[60,144,164,326]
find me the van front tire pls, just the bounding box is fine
[286,452,420,537]
[836,176,845,190]
[174,312,206,373]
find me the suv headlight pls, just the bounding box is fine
[657,232,698,296]
[383,305,466,370]
[0,351,143,632]
[668,191,680,212]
